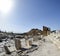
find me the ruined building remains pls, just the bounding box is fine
[43,26,51,36]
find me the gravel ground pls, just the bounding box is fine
[27,37,60,56]
[1,35,60,56]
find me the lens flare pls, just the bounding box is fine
[0,0,14,15]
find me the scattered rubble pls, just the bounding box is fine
[0,27,60,56]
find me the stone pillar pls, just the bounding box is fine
[15,38,21,50]
[26,40,30,48]
[29,40,32,45]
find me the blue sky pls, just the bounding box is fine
[0,0,60,33]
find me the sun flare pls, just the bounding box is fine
[0,0,14,15]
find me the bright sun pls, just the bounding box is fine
[0,0,14,15]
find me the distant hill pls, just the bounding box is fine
[18,28,43,36]
[26,28,42,36]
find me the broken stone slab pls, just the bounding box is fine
[4,45,11,54]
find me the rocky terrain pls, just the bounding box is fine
[0,32,60,56]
